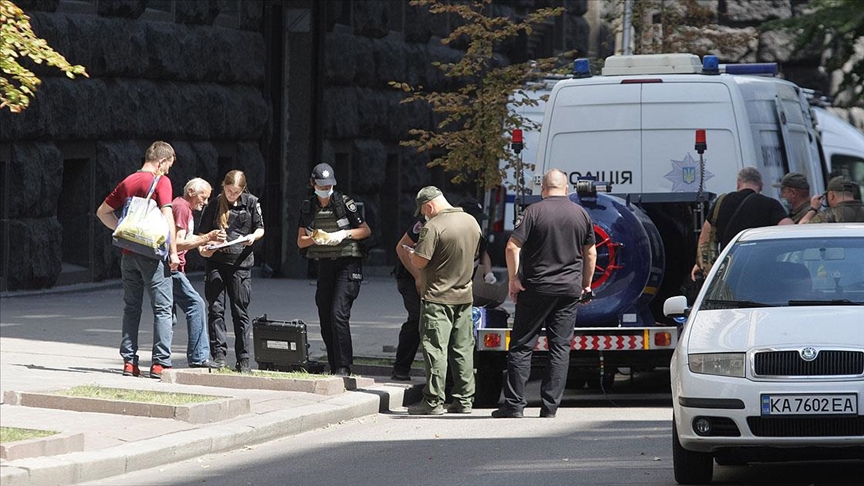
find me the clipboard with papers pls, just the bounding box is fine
[204,236,248,250]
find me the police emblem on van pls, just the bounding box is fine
[665,153,714,192]
[682,167,696,184]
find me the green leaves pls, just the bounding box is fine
[394,0,567,189]
[762,0,863,106]
[1,0,89,113]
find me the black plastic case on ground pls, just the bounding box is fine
[252,314,311,371]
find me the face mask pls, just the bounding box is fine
[780,199,790,212]
[315,188,333,199]
[424,214,430,222]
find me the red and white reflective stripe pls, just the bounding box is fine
[535,335,644,351]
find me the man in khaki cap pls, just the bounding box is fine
[800,176,864,223]
[773,172,811,223]
[406,186,481,415]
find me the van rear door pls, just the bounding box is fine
[545,83,641,189]
[641,81,742,195]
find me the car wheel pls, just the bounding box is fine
[672,419,713,484]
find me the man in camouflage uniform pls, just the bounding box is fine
[800,176,864,224]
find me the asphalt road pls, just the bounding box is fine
[87,390,862,486]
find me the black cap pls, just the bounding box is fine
[311,163,336,186]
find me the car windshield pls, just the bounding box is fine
[702,236,864,309]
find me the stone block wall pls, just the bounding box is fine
[2,0,858,290]
[0,0,269,290]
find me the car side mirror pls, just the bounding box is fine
[664,295,690,319]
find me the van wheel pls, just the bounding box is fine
[672,419,714,484]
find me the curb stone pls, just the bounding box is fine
[3,390,251,424]
[162,369,346,395]
[0,388,391,485]
[0,432,85,461]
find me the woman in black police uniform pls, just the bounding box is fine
[199,170,264,373]
[296,163,371,376]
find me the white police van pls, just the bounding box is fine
[472,54,844,407]
[812,105,864,199]
[533,53,827,198]
[487,55,864,261]
[533,53,835,317]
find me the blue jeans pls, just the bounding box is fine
[172,271,210,364]
[120,253,173,367]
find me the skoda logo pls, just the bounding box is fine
[800,347,818,361]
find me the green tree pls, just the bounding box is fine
[763,0,863,106]
[390,0,568,190]
[0,0,88,113]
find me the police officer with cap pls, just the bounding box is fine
[800,176,864,223]
[772,172,811,223]
[297,163,371,376]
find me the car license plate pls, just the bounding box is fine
[761,394,858,416]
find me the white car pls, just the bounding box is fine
[665,223,864,484]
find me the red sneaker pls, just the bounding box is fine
[123,362,140,377]
[150,363,170,379]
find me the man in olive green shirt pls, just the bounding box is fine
[773,172,811,223]
[408,186,481,415]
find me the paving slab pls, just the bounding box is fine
[0,277,430,484]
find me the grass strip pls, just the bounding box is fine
[0,426,59,443]
[213,368,333,379]
[57,385,222,405]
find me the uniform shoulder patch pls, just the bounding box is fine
[345,197,357,213]
[514,214,524,229]
[418,226,429,241]
[411,220,424,235]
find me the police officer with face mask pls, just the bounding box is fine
[296,163,372,376]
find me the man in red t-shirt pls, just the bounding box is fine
[96,141,179,379]
[171,178,224,368]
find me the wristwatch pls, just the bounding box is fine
[808,207,819,213]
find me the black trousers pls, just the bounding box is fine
[393,275,421,374]
[316,257,362,370]
[502,289,579,415]
[205,262,253,362]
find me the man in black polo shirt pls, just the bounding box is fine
[491,169,597,419]
[691,167,792,280]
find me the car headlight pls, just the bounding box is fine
[688,353,745,377]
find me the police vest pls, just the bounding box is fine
[209,193,259,267]
[300,192,364,260]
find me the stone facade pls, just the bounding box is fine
[0,0,860,290]
[1,0,269,289]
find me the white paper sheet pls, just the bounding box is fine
[204,236,248,250]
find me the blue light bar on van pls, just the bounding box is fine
[573,58,592,78]
[724,63,778,76]
[702,55,720,75]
